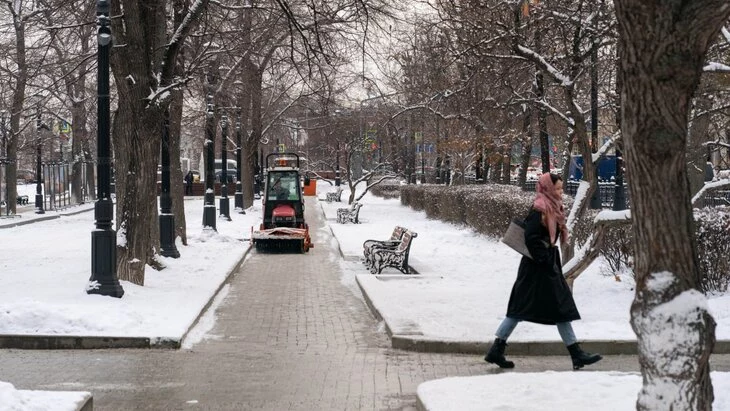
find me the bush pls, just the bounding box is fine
[370,181,401,199]
[695,207,730,293]
[400,185,425,211]
[389,184,730,293]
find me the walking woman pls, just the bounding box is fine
[485,173,602,370]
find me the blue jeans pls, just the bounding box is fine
[495,317,577,346]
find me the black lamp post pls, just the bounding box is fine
[335,140,341,186]
[219,114,231,221]
[88,0,123,298]
[420,147,426,184]
[0,110,7,216]
[1,110,6,160]
[234,109,245,214]
[34,110,44,214]
[435,117,441,184]
[613,145,627,210]
[255,149,263,197]
[202,94,217,230]
[159,111,180,257]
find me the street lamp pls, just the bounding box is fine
[420,142,426,184]
[234,108,245,213]
[219,114,231,221]
[0,110,6,158]
[202,94,217,230]
[613,144,627,210]
[333,139,340,186]
[159,110,180,257]
[35,109,44,214]
[0,110,6,216]
[88,0,123,298]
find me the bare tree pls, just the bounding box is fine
[0,0,43,215]
[109,0,210,285]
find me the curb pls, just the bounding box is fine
[0,336,151,350]
[0,204,96,229]
[0,243,252,350]
[354,275,730,356]
[78,394,93,411]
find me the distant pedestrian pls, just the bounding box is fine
[184,171,194,195]
[485,173,602,370]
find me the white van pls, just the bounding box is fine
[214,159,237,183]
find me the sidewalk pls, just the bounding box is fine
[0,197,260,348]
[320,189,730,355]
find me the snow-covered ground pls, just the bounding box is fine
[322,191,730,343]
[2,181,729,409]
[321,186,730,410]
[0,194,259,341]
[0,381,91,411]
[417,371,730,411]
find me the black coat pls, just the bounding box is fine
[506,209,580,325]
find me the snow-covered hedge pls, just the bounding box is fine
[695,207,730,292]
[369,182,400,199]
[388,184,730,292]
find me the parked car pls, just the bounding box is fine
[215,170,236,183]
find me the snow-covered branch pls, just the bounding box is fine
[515,45,573,87]
[692,177,730,207]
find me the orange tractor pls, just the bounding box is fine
[251,153,313,252]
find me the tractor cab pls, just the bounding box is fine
[251,153,312,252]
[263,169,304,229]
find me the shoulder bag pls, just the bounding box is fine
[501,217,532,259]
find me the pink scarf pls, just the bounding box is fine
[532,173,569,245]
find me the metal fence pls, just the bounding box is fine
[695,190,730,208]
[520,180,631,209]
[0,160,95,216]
[41,161,72,210]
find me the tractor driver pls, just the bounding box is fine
[271,179,289,200]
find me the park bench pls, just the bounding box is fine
[369,229,418,274]
[362,226,407,267]
[336,201,362,224]
[326,186,344,203]
[17,195,29,205]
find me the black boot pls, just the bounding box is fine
[485,338,515,368]
[567,343,602,370]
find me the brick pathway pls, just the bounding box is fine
[3,197,722,410]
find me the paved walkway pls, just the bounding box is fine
[0,197,709,410]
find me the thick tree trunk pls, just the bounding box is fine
[246,65,264,209]
[69,93,88,204]
[169,0,188,245]
[169,97,187,246]
[112,106,161,285]
[615,1,729,408]
[6,13,29,216]
[109,0,166,285]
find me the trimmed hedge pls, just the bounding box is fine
[370,184,730,292]
[370,181,401,199]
